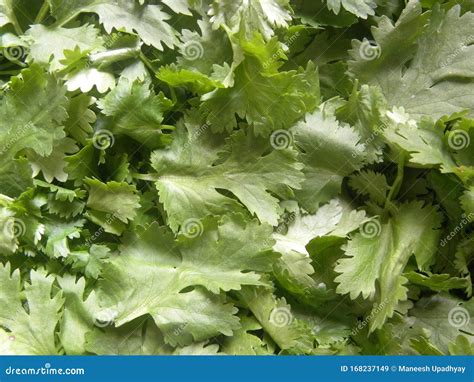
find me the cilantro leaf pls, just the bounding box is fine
[151,118,304,229]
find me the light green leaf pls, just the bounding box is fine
[152,117,304,230]
[350,2,474,120]
[409,294,474,353]
[0,265,63,355]
[209,0,292,40]
[201,34,319,134]
[85,178,140,224]
[294,108,366,211]
[349,170,389,206]
[28,137,78,183]
[335,202,443,331]
[50,0,178,50]
[238,286,314,354]
[325,0,376,19]
[27,24,103,71]
[98,216,275,345]
[97,79,173,149]
[57,275,101,355]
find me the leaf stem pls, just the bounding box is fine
[0,70,21,75]
[139,52,155,73]
[10,11,23,35]
[34,1,50,24]
[384,154,406,212]
[89,47,141,68]
[0,194,14,206]
[131,173,159,181]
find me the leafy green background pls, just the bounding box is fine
[0,0,473,355]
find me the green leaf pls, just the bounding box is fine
[67,244,110,279]
[97,79,173,149]
[350,2,474,120]
[209,0,292,40]
[85,178,140,224]
[28,137,78,183]
[0,265,63,355]
[201,34,319,134]
[0,65,68,196]
[50,0,178,50]
[383,110,457,173]
[0,0,19,29]
[293,107,366,211]
[238,286,314,354]
[64,94,96,145]
[405,271,470,292]
[0,207,18,255]
[27,24,103,71]
[85,318,173,355]
[157,65,225,94]
[325,0,376,19]
[461,186,474,220]
[152,118,304,230]
[335,202,443,331]
[98,216,275,345]
[57,275,101,355]
[221,316,270,355]
[409,294,474,354]
[42,218,84,258]
[349,170,389,206]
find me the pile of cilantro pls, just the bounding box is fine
[0,0,473,356]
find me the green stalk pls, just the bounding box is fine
[139,52,155,73]
[0,70,22,75]
[9,10,23,35]
[34,1,50,24]
[89,47,141,68]
[131,173,159,181]
[384,154,406,213]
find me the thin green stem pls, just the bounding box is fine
[384,154,406,213]
[90,47,140,68]
[0,61,15,70]
[131,173,159,181]
[10,11,23,35]
[0,70,22,75]
[34,1,50,24]
[169,86,177,104]
[139,52,155,73]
